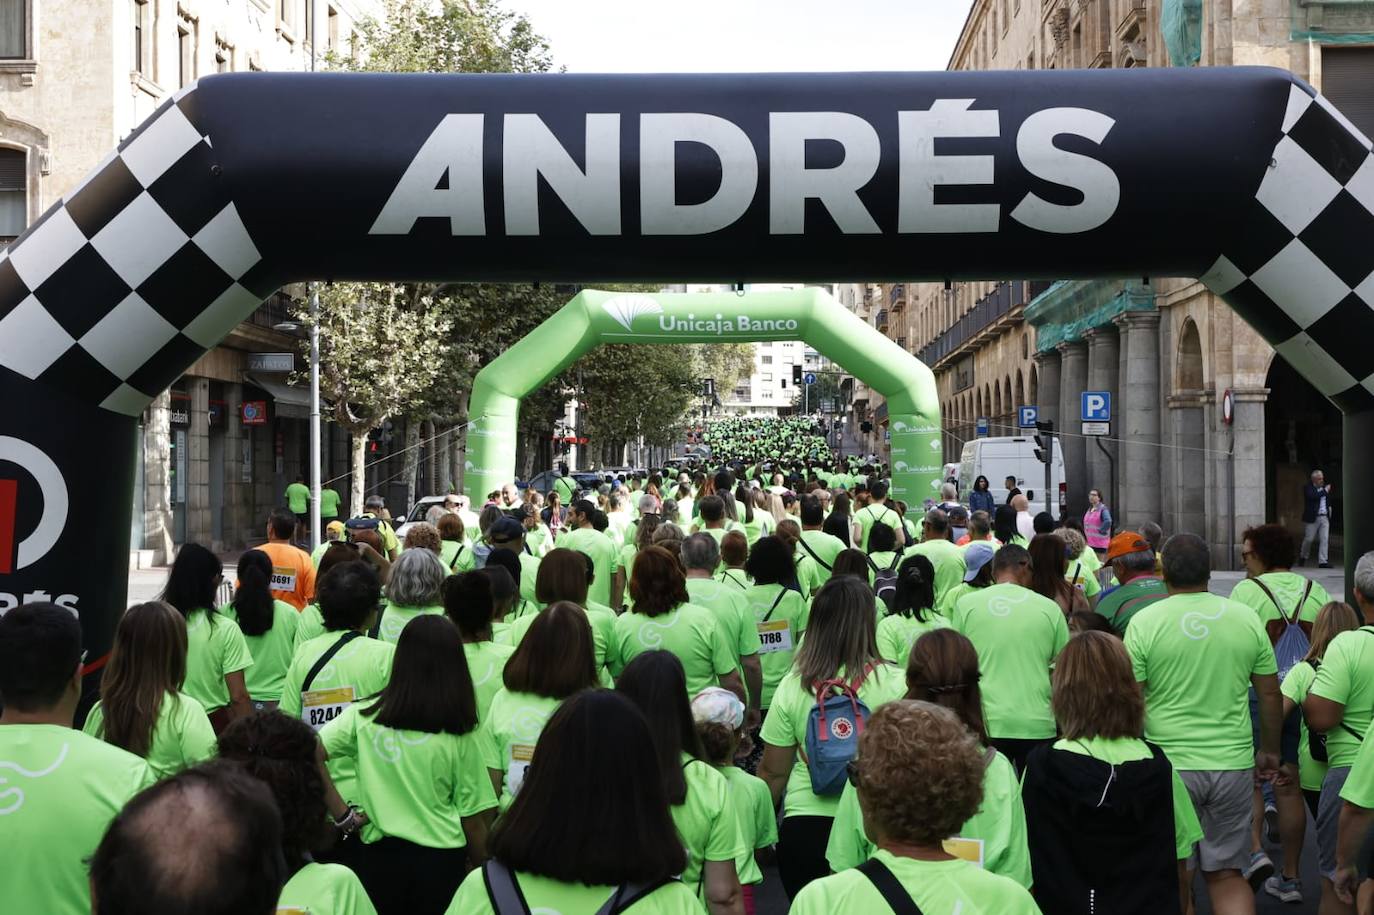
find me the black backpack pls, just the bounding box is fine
[867,552,903,611]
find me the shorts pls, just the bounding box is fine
[1179,769,1254,873]
[1317,765,1353,880]
[1249,685,1301,764]
[294,512,308,529]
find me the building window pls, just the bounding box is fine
[0,148,27,242]
[761,373,772,382]
[0,0,23,59]
[897,336,907,350]
[304,0,315,45]
[761,355,773,364]
[327,5,338,51]
[133,0,150,75]
[761,390,773,400]
[178,22,194,88]
[215,38,232,72]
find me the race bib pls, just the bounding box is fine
[756,619,793,654]
[942,836,985,868]
[301,686,354,732]
[508,744,535,794]
[271,566,298,591]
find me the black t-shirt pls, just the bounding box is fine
[1005,487,1022,505]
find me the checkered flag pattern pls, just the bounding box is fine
[1202,82,1374,412]
[0,83,274,417]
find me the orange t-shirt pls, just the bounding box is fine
[255,541,316,610]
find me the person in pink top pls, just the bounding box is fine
[1083,489,1114,556]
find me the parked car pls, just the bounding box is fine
[520,470,605,498]
[394,495,450,541]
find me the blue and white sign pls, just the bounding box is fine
[976,417,989,437]
[1017,405,1038,429]
[803,372,817,385]
[1081,391,1111,422]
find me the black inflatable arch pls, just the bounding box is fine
[1,67,1372,670]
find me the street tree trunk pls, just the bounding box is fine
[403,420,421,509]
[424,419,438,496]
[350,433,367,517]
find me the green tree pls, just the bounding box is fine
[792,369,844,413]
[298,283,455,516]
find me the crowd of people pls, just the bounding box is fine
[696,416,844,469]
[5,444,1374,915]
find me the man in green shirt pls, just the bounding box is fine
[682,532,763,723]
[0,604,154,915]
[951,543,1068,773]
[854,479,907,551]
[557,500,618,608]
[286,474,311,542]
[796,494,845,578]
[552,463,577,506]
[1305,550,1374,908]
[1096,531,1168,634]
[909,508,967,606]
[318,484,342,525]
[362,495,400,560]
[1125,532,1281,914]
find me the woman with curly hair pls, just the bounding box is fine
[825,629,1031,888]
[219,711,376,914]
[790,701,1039,913]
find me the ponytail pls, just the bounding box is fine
[894,554,937,622]
[232,550,276,636]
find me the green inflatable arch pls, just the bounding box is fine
[465,288,941,505]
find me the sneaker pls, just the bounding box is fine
[1320,562,1332,569]
[1263,875,1303,904]
[1244,851,1275,890]
[1264,802,1279,844]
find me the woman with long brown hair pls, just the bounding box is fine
[825,628,1031,887]
[1028,533,1088,615]
[1021,631,1202,914]
[512,547,616,685]
[83,601,217,779]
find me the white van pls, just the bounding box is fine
[958,436,1066,518]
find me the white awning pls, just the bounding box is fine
[244,373,310,419]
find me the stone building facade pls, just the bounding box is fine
[864,0,1374,568]
[0,0,380,564]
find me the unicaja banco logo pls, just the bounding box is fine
[602,295,664,332]
[0,437,69,574]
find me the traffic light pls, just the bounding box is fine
[1033,420,1054,464]
[792,364,803,385]
[860,421,873,433]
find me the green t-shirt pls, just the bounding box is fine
[446,865,703,915]
[219,599,301,702]
[611,603,737,697]
[792,848,1040,915]
[1230,571,1332,628]
[826,749,1031,887]
[686,576,762,662]
[951,583,1069,740]
[183,608,254,713]
[376,602,444,645]
[311,540,333,569]
[286,481,311,514]
[720,765,777,886]
[741,584,810,708]
[794,551,825,599]
[476,688,562,810]
[279,631,396,801]
[318,487,343,519]
[1053,736,1204,858]
[936,581,980,619]
[1309,627,1374,768]
[909,538,967,606]
[0,725,154,915]
[719,568,750,592]
[876,612,951,666]
[1340,715,1374,808]
[552,475,577,505]
[463,639,517,723]
[518,551,541,605]
[558,527,619,608]
[440,540,476,575]
[759,662,907,818]
[1066,560,1101,598]
[297,603,327,643]
[319,703,497,848]
[278,861,377,915]
[83,692,216,780]
[1096,575,1169,634]
[854,503,906,551]
[742,511,773,545]
[1281,660,1328,791]
[1125,592,1278,770]
[675,755,748,893]
[798,529,846,574]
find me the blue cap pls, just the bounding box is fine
[963,541,996,581]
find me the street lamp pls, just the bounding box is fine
[273,283,322,550]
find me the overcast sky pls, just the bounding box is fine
[503,1,975,73]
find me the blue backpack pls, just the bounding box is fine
[802,665,875,796]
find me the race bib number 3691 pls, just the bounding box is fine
[301,686,354,731]
[271,566,298,590]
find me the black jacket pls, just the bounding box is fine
[1304,484,1333,524]
[1022,741,1181,915]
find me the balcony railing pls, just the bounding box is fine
[875,309,888,330]
[889,283,906,310]
[917,280,1041,367]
